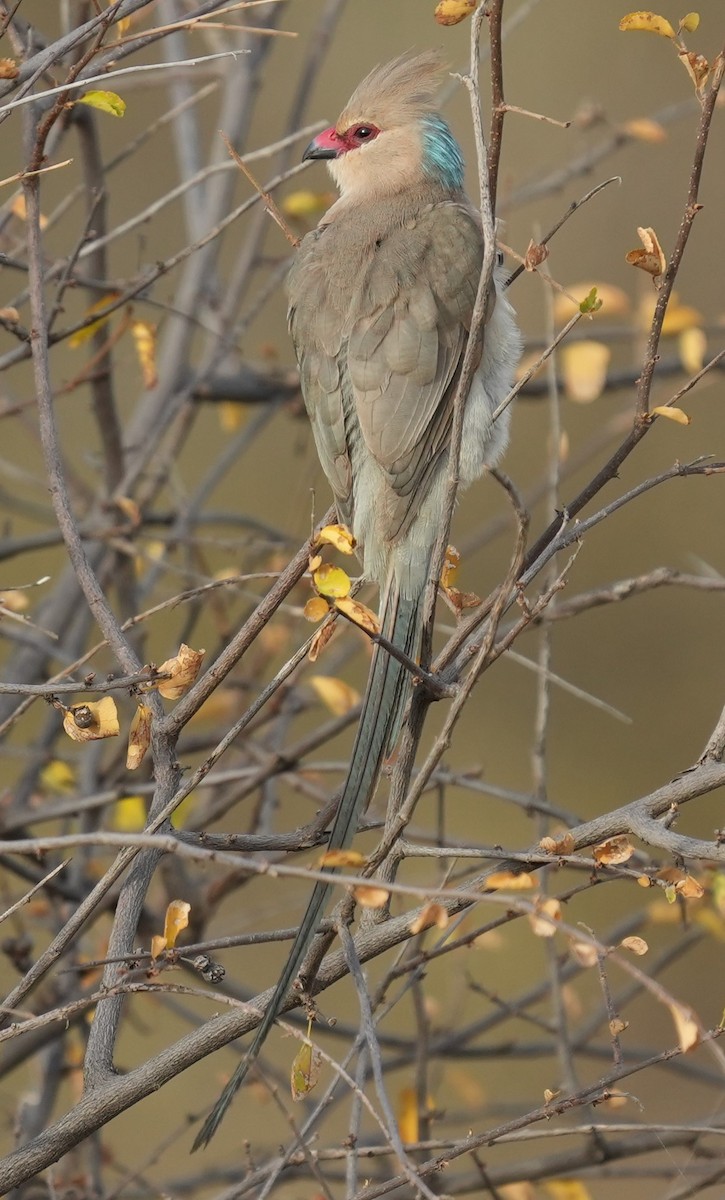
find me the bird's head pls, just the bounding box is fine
[302,51,465,200]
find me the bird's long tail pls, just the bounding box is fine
[193,578,422,1150]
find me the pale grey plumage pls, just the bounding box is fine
[194,52,521,1151]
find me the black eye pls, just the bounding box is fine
[355,126,374,139]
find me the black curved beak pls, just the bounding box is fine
[302,138,338,162]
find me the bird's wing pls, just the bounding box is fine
[347,201,484,541]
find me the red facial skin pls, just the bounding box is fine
[303,123,380,160]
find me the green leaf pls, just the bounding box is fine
[78,90,126,117]
[579,287,603,315]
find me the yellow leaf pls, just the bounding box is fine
[334,595,380,633]
[398,1086,418,1143]
[486,871,535,891]
[11,194,47,229]
[620,935,649,955]
[62,696,120,743]
[593,835,634,866]
[218,401,245,432]
[0,58,18,80]
[0,306,20,322]
[150,934,167,959]
[651,405,691,425]
[281,190,333,220]
[303,596,330,623]
[153,643,205,700]
[662,295,703,334]
[499,1186,536,1200]
[163,899,191,949]
[680,12,700,32]
[637,874,652,887]
[609,1017,628,1035]
[561,341,611,403]
[625,226,667,279]
[622,116,667,142]
[114,495,141,527]
[39,759,76,794]
[668,1000,701,1052]
[434,0,476,26]
[291,1039,321,1100]
[0,588,29,613]
[126,703,153,770]
[309,674,360,717]
[112,794,147,832]
[619,11,676,38]
[316,523,356,554]
[68,292,120,348]
[78,90,126,117]
[353,885,390,908]
[554,282,630,322]
[320,848,366,868]
[528,897,562,938]
[679,327,706,373]
[440,544,460,589]
[131,320,157,388]
[602,1091,629,1109]
[544,1087,561,1104]
[544,1181,593,1200]
[313,563,351,599]
[410,903,449,935]
[308,554,322,572]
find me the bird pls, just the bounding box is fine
[193,49,521,1150]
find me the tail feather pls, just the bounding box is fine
[193,579,421,1150]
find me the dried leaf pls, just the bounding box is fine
[524,239,549,270]
[410,903,449,935]
[440,544,460,589]
[602,1091,630,1109]
[316,523,356,554]
[63,696,120,743]
[486,871,535,891]
[561,341,611,403]
[112,794,146,832]
[78,90,126,117]
[309,674,359,717]
[618,11,676,38]
[11,194,48,230]
[126,703,152,770]
[540,831,575,856]
[353,885,390,908]
[651,405,691,425]
[131,320,157,388]
[446,587,482,613]
[622,116,667,142]
[319,848,366,868]
[0,58,18,79]
[163,899,191,949]
[569,939,599,968]
[679,326,706,373]
[544,1181,593,1200]
[669,1000,701,1052]
[434,0,476,26]
[291,1039,321,1100]
[303,596,330,623]
[679,50,709,93]
[0,588,29,613]
[0,306,20,323]
[334,595,380,633]
[398,1086,418,1143]
[593,835,634,866]
[313,563,351,600]
[68,292,120,347]
[150,934,167,959]
[620,935,649,955]
[625,226,667,280]
[308,619,336,662]
[678,874,705,898]
[543,1087,561,1104]
[609,1017,628,1035]
[114,495,141,527]
[529,897,562,938]
[154,643,205,700]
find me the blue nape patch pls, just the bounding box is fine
[421,114,465,191]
